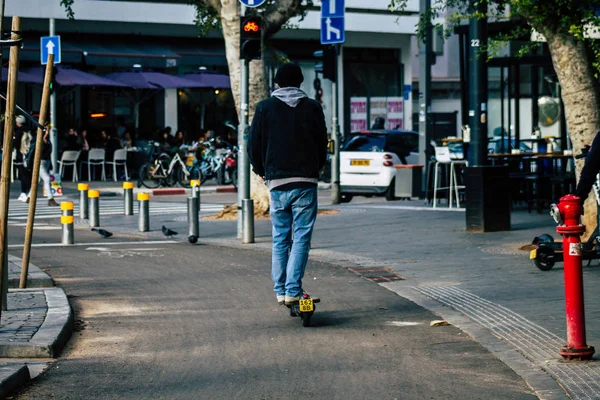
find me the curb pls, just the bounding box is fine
[7,255,54,289]
[0,364,30,398]
[0,288,73,359]
[152,188,186,196]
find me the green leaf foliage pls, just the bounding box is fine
[389,0,600,71]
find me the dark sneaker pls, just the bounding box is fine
[48,199,59,207]
[26,197,30,204]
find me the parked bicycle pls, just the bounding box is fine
[138,143,202,189]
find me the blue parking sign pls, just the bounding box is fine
[41,36,61,65]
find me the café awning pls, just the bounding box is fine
[182,72,230,89]
[104,71,206,89]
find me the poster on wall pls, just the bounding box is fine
[386,97,404,130]
[43,173,63,197]
[369,97,387,129]
[350,97,367,132]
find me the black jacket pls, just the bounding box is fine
[576,132,600,203]
[248,95,328,180]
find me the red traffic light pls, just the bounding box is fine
[243,21,260,33]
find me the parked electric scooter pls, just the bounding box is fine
[530,147,600,270]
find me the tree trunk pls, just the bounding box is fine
[220,1,271,214]
[542,31,600,237]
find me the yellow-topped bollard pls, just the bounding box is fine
[61,215,74,245]
[60,201,74,215]
[88,190,100,228]
[123,182,134,216]
[138,192,150,232]
[78,184,89,219]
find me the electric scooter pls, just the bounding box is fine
[285,293,320,327]
[530,147,600,270]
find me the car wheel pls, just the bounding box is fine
[385,178,397,201]
[340,194,353,203]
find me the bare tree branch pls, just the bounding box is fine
[262,0,309,38]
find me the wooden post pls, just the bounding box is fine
[0,17,22,314]
[20,54,54,289]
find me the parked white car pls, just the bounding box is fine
[340,130,419,202]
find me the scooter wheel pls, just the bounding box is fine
[534,246,556,271]
[301,312,313,327]
[188,235,198,244]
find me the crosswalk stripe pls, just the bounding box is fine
[6,201,225,224]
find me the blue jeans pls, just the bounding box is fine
[270,186,318,297]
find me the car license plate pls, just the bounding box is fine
[529,249,537,259]
[351,159,370,166]
[299,299,314,312]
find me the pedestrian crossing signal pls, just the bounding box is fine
[241,16,262,61]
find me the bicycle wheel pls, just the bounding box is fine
[178,165,202,188]
[139,163,162,189]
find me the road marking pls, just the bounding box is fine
[385,321,422,327]
[8,240,177,249]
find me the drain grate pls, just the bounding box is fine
[348,267,405,282]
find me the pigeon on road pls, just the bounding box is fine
[162,225,178,238]
[91,228,113,238]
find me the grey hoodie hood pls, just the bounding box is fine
[272,87,307,108]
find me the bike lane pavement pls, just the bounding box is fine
[11,238,536,399]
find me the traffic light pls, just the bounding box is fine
[313,46,336,82]
[240,16,262,61]
[49,66,57,93]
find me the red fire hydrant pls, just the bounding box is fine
[555,195,595,360]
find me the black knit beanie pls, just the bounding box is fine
[274,63,304,88]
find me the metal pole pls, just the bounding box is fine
[138,193,149,232]
[242,199,254,244]
[78,183,89,219]
[20,53,54,289]
[331,45,341,205]
[238,59,250,239]
[61,215,74,245]
[418,0,433,192]
[0,17,22,313]
[237,4,248,240]
[467,0,488,167]
[123,182,134,215]
[187,197,199,240]
[89,190,100,228]
[191,179,201,211]
[49,18,58,173]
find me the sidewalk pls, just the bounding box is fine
[0,256,72,397]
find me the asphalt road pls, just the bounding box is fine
[9,232,535,399]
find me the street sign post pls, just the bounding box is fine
[321,0,345,45]
[40,35,61,65]
[238,0,266,7]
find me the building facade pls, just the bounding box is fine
[5,0,419,146]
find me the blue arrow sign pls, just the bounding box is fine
[321,0,345,44]
[321,17,344,44]
[322,0,345,18]
[238,0,266,7]
[41,36,61,65]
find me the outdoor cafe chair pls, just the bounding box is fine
[80,148,106,181]
[433,146,466,209]
[58,150,81,182]
[106,149,129,182]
